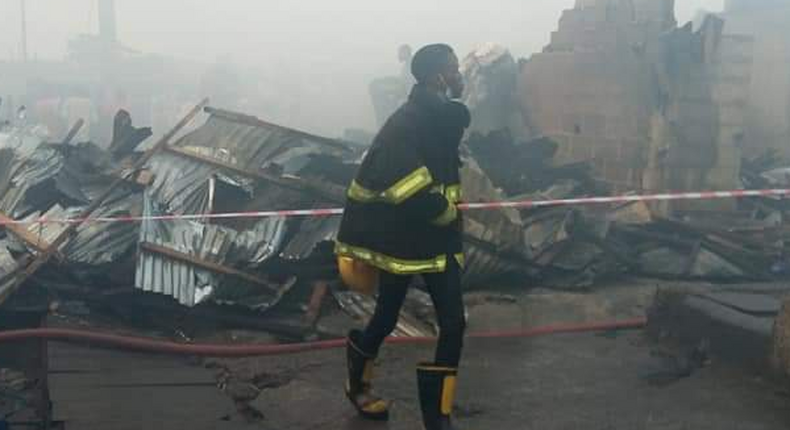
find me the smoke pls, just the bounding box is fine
[0,0,726,136]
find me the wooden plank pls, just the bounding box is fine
[303,281,329,328]
[0,99,209,305]
[60,119,85,145]
[139,242,278,292]
[0,212,65,263]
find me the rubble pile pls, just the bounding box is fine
[463,130,790,289]
[0,108,358,338]
[0,108,536,338]
[2,102,790,337]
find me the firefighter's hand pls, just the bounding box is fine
[431,196,458,226]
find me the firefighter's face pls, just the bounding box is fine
[440,53,464,99]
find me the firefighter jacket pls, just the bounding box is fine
[335,84,471,275]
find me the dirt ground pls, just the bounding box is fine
[45,280,790,429]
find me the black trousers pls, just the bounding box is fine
[359,255,466,367]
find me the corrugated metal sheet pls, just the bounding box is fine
[0,148,16,195]
[0,127,46,158]
[0,147,63,217]
[0,240,17,279]
[132,108,353,307]
[64,190,142,265]
[460,158,526,284]
[280,216,341,260]
[134,193,291,308]
[145,151,253,216]
[0,144,91,221]
[135,192,217,307]
[14,188,142,266]
[172,108,350,174]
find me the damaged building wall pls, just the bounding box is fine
[720,0,790,157]
[707,32,754,192]
[519,0,667,192]
[645,17,724,212]
[519,0,752,212]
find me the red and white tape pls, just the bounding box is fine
[1,188,788,226]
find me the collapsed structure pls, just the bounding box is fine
[0,0,787,312]
[514,0,753,210]
[2,1,790,425]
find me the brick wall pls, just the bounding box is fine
[519,0,754,211]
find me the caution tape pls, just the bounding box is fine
[1,188,788,226]
[461,188,790,210]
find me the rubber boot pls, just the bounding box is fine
[417,363,460,430]
[346,330,390,421]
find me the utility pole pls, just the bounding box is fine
[19,0,28,62]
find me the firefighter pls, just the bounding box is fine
[335,44,470,430]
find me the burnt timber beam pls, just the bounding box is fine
[139,242,279,293]
[0,212,65,263]
[60,119,85,145]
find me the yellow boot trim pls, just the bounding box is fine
[441,376,457,416]
[361,399,390,414]
[346,381,389,413]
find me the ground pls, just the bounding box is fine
[49,332,790,430]
[45,279,790,430]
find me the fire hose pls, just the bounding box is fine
[0,317,646,358]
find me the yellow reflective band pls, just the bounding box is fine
[335,242,447,275]
[445,184,462,203]
[347,167,433,204]
[441,376,457,416]
[431,184,461,203]
[454,253,465,269]
[347,181,378,201]
[432,202,457,226]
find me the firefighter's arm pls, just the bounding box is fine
[400,187,457,226]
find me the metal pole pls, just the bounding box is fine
[20,0,28,62]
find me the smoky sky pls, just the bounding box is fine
[0,0,725,134]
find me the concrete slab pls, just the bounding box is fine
[48,344,258,430]
[43,281,790,429]
[648,286,782,374]
[698,292,782,315]
[44,330,790,429]
[236,332,789,430]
